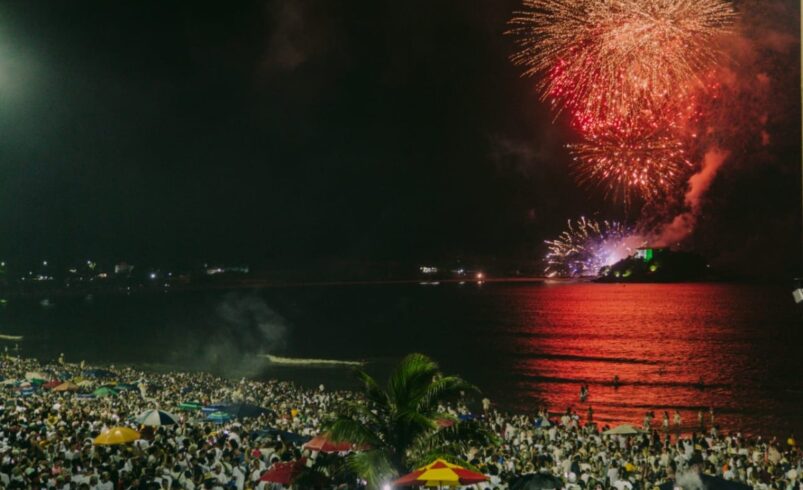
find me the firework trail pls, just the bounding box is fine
[509,0,736,125]
[568,132,691,204]
[509,0,736,203]
[544,217,644,277]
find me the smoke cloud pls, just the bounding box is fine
[169,293,288,377]
[653,148,730,247]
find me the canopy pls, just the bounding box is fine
[303,433,356,453]
[260,458,307,484]
[603,424,644,436]
[93,427,140,445]
[53,381,79,392]
[134,409,179,427]
[393,459,487,487]
[178,402,203,411]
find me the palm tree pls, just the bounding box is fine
[325,353,496,489]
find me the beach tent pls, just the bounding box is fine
[510,473,565,490]
[93,387,118,397]
[134,409,179,427]
[93,427,140,445]
[393,458,488,487]
[603,424,644,436]
[53,381,79,392]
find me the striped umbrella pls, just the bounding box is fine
[392,459,487,487]
[134,409,179,427]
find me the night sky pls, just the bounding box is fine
[0,1,799,277]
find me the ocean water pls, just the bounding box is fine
[1,282,801,437]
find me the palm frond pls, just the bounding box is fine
[356,369,389,408]
[387,353,440,408]
[417,375,478,413]
[327,417,385,448]
[345,450,397,489]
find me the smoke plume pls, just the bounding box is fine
[170,293,288,377]
[653,148,730,247]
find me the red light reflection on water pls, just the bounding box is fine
[501,283,801,436]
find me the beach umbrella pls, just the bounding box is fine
[509,473,565,490]
[92,387,118,397]
[603,424,644,436]
[53,381,80,392]
[260,458,307,484]
[223,402,269,419]
[201,403,229,415]
[178,401,202,411]
[392,458,487,487]
[303,433,358,453]
[114,383,139,392]
[93,427,140,445]
[206,411,233,424]
[25,371,48,382]
[134,409,179,427]
[43,379,62,389]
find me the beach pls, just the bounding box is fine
[0,353,801,489]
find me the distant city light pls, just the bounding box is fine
[419,266,439,274]
[149,272,157,280]
[42,260,48,266]
[476,272,484,280]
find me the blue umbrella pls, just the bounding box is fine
[223,403,269,419]
[206,411,233,424]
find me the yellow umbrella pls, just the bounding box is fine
[392,458,487,487]
[53,381,79,392]
[93,427,140,445]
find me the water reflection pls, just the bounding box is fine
[499,283,802,436]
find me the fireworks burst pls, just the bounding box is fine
[509,0,736,125]
[569,131,692,204]
[545,217,643,278]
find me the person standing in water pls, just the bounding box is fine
[673,410,682,435]
[662,411,670,434]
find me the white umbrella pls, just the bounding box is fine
[603,424,644,436]
[133,409,179,427]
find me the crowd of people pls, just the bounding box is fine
[0,354,800,490]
